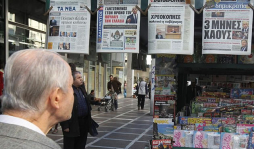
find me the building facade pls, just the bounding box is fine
[0,0,128,98]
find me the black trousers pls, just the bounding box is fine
[63,117,88,149]
[114,93,119,109]
[114,99,118,109]
[63,135,87,149]
[138,95,145,109]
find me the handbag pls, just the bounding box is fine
[89,118,99,136]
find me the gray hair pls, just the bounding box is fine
[72,71,81,80]
[2,49,71,113]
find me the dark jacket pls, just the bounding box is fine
[126,14,138,23]
[107,80,122,94]
[156,34,163,39]
[49,20,57,26]
[80,82,87,96]
[60,86,92,137]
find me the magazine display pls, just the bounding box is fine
[154,95,175,118]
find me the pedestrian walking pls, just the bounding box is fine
[137,78,148,110]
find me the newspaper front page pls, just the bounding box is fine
[47,0,91,54]
[96,0,141,53]
[202,0,253,55]
[148,0,194,55]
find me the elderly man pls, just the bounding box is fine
[241,39,248,52]
[0,49,74,149]
[242,21,249,39]
[60,71,92,149]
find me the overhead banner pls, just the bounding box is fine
[202,0,253,55]
[148,0,195,55]
[47,0,91,54]
[96,0,141,53]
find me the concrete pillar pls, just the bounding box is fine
[126,53,134,98]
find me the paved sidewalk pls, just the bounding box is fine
[47,97,153,149]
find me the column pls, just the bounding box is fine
[126,53,134,98]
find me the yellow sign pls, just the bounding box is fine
[48,42,53,49]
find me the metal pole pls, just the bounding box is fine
[110,53,113,75]
[98,62,101,95]
[104,63,107,96]
[94,63,97,97]
[137,71,139,84]
[45,18,49,49]
[150,58,155,116]
[87,61,91,92]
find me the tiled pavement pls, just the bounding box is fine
[47,97,153,149]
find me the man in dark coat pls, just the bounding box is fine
[49,17,57,26]
[241,39,248,52]
[126,7,138,23]
[156,32,164,39]
[49,17,57,36]
[60,71,92,149]
[107,75,121,110]
[107,76,122,94]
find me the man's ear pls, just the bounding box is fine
[49,88,62,109]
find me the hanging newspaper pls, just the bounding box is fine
[202,0,253,55]
[96,0,141,53]
[148,0,194,55]
[47,0,91,54]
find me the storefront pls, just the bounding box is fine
[0,0,126,97]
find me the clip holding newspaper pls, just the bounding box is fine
[148,0,195,55]
[202,0,253,55]
[96,0,141,53]
[47,0,91,54]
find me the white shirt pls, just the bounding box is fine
[0,115,45,136]
[138,81,147,95]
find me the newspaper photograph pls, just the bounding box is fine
[97,1,140,53]
[155,75,175,95]
[202,0,253,55]
[47,0,91,54]
[154,55,176,95]
[148,0,194,55]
